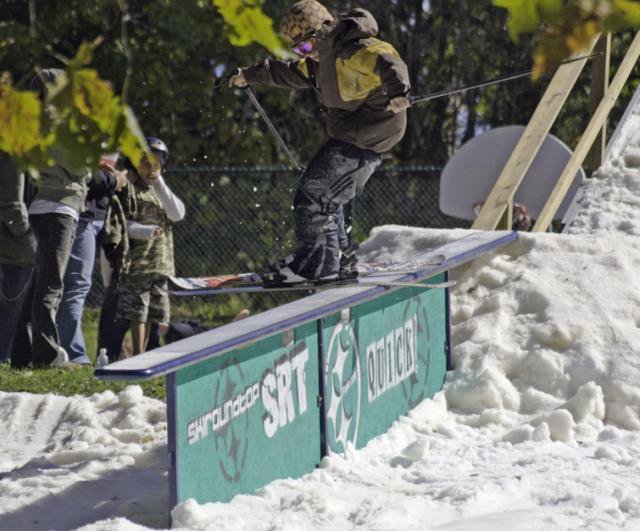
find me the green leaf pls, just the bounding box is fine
[0,84,45,155]
[67,38,103,69]
[0,38,153,174]
[605,0,640,31]
[117,106,149,170]
[72,69,121,132]
[212,0,287,56]
[493,0,542,40]
[535,0,565,22]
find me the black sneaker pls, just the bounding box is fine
[262,265,340,286]
[338,243,360,279]
[262,265,309,285]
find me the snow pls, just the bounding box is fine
[4,101,640,531]
[5,227,640,531]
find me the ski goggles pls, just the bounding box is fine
[292,30,317,56]
[292,38,316,56]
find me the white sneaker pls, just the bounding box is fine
[51,347,70,368]
[95,349,109,368]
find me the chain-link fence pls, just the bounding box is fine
[86,166,468,312]
[168,165,465,276]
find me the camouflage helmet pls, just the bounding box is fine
[281,0,334,44]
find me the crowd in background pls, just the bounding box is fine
[0,69,185,370]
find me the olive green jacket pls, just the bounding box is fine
[30,150,92,213]
[0,153,36,267]
[243,8,410,154]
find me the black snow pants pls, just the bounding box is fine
[290,139,381,279]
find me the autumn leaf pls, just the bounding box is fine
[0,39,150,173]
[72,69,121,132]
[0,83,45,155]
[493,0,640,78]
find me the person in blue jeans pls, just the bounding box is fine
[0,152,36,366]
[56,165,128,364]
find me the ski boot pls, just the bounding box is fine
[338,243,360,280]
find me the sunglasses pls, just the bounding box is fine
[293,39,315,56]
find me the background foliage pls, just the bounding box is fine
[3,0,640,168]
[3,1,640,382]
[494,0,640,77]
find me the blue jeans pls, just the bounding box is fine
[56,218,102,364]
[0,264,33,362]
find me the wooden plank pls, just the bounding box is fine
[471,39,598,231]
[496,200,513,230]
[534,31,640,232]
[585,33,611,174]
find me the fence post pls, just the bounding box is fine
[584,33,611,175]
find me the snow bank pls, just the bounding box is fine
[565,88,640,237]
[3,227,640,530]
[0,386,169,529]
[168,227,640,530]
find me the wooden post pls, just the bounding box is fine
[472,39,597,231]
[496,199,513,230]
[533,31,640,232]
[584,33,611,174]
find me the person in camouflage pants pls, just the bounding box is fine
[114,138,185,356]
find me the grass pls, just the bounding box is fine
[0,292,292,399]
[0,363,166,399]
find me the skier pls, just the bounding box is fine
[229,0,411,283]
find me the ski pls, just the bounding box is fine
[169,273,262,291]
[169,274,454,296]
[169,254,448,292]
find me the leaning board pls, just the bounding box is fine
[95,230,519,507]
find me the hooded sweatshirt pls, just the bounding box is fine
[243,8,411,154]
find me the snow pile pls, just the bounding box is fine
[167,227,640,530]
[4,227,640,529]
[0,386,169,529]
[446,230,640,437]
[565,89,640,236]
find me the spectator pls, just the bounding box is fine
[513,202,533,232]
[103,137,185,356]
[473,201,532,232]
[0,152,36,367]
[28,69,93,368]
[56,164,128,365]
[96,250,131,362]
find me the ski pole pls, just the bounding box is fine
[411,51,603,106]
[244,86,304,172]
